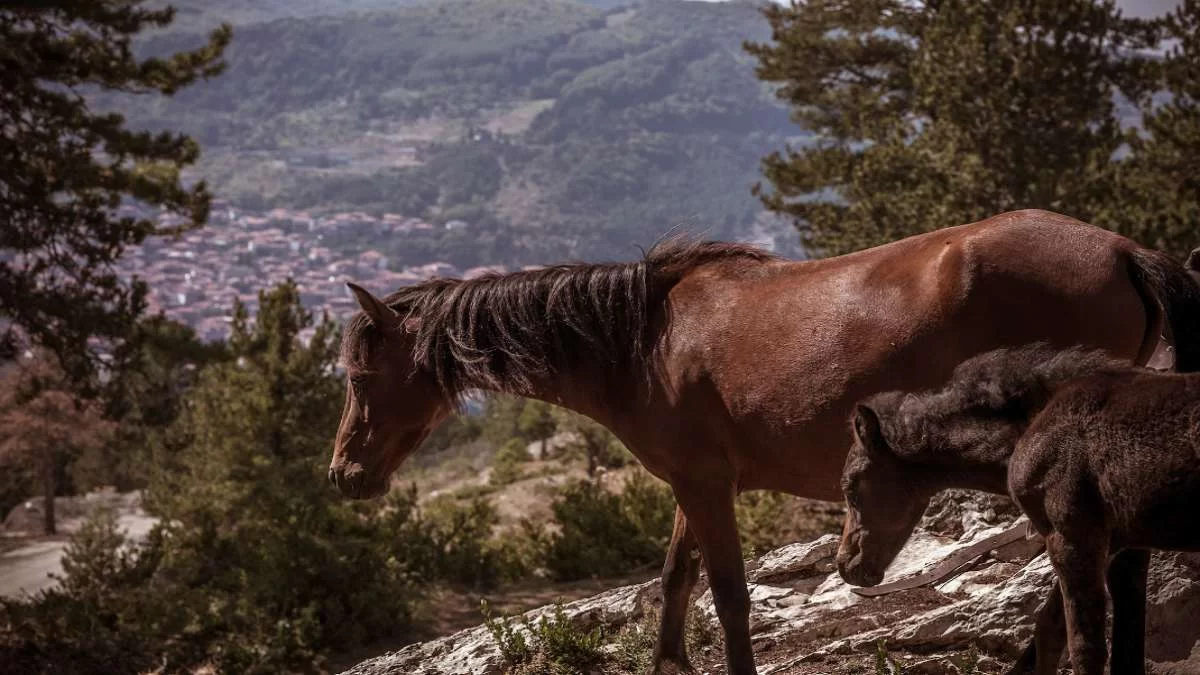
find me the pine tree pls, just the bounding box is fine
[1102,0,1200,258]
[518,399,557,458]
[746,0,1155,256]
[0,2,230,389]
[141,282,413,672]
[0,354,113,534]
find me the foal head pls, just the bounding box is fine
[836,344,1130,586]
[328,283,451,499]
[836,401,934,587]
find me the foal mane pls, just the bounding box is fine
[340,238,777,400]
[870,344,1130,460]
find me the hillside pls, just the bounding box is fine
[163,0,632,30]
[107,0,803,268]
[340,492,1200,674]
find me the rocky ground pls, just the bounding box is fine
[342,492,1200,675]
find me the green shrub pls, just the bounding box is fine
[491,438,531,486]
[483,601,607,675]
[612,604,718,673]
[612,610,657,673]
[376,486,530,589]
[537,469,674,581]
[599,439,635,470]
[876,640,904,674]
[420,413,484,453]
[735,490,792,557]
[0,512,171,674]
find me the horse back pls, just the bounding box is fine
[648,210,1152,497]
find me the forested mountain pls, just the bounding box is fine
[111,0,801,267]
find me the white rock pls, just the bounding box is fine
[342,496,1200,675]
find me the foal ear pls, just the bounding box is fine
[853,404,890,457]
[347,282,399,332]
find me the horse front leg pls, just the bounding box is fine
[675,481,757,675]
[1108,548,1150,675]
[652,504,701,675]
[1046,531,1109,675]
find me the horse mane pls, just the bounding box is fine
[868,344,1131,460]
[339,237,778,400]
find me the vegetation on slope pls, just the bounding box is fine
[98,0,798,267]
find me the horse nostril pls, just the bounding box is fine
[328,468,338,488]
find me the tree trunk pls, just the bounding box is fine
[585,440,598,480]
[41,450,56,536]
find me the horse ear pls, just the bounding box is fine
[853,404,890,457]
[1187,248,1200,288]
[347,282,399,331]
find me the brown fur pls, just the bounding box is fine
[331,210,1200,675]
[839,346,1200,675]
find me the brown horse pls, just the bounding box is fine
[330,210,1200,675]
[838,345,1200,675]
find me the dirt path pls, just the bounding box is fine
[0,512,156,598]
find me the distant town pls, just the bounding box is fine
[120,201,506,343]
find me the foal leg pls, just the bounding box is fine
[1022,550,1145,675]
[1046,531,1109,675]
[1033,584,1067,675]
[653,505,701,674]
[676,482,757,675]
[1005,583,1066,675]
[1107,549,1150,675]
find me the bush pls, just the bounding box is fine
[490,438,531,486]
[484,601,608,675]
[735,490,793,557]
[0,512,171,674]
[376,486,529,589]
[420,413,483,453]
[612,603,717,673]
[537,470,674,581]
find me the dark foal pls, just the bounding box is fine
[837,345,1200,675]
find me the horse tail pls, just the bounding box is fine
[1128,247,1200,373]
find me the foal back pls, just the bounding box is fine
[1011,371,1200,552]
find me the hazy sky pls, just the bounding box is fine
[1117,0,1182,16]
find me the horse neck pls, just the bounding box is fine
[414,259,668,429]
[486,364,645,436]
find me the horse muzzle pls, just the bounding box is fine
[328,461,388,499]
[838,558,885,588]
[836,540,885,587]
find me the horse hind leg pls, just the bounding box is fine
[1046,531,1110,675]
[1108,548,1150,675]
[652,505,701,675]
[1023,549,1144,675]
